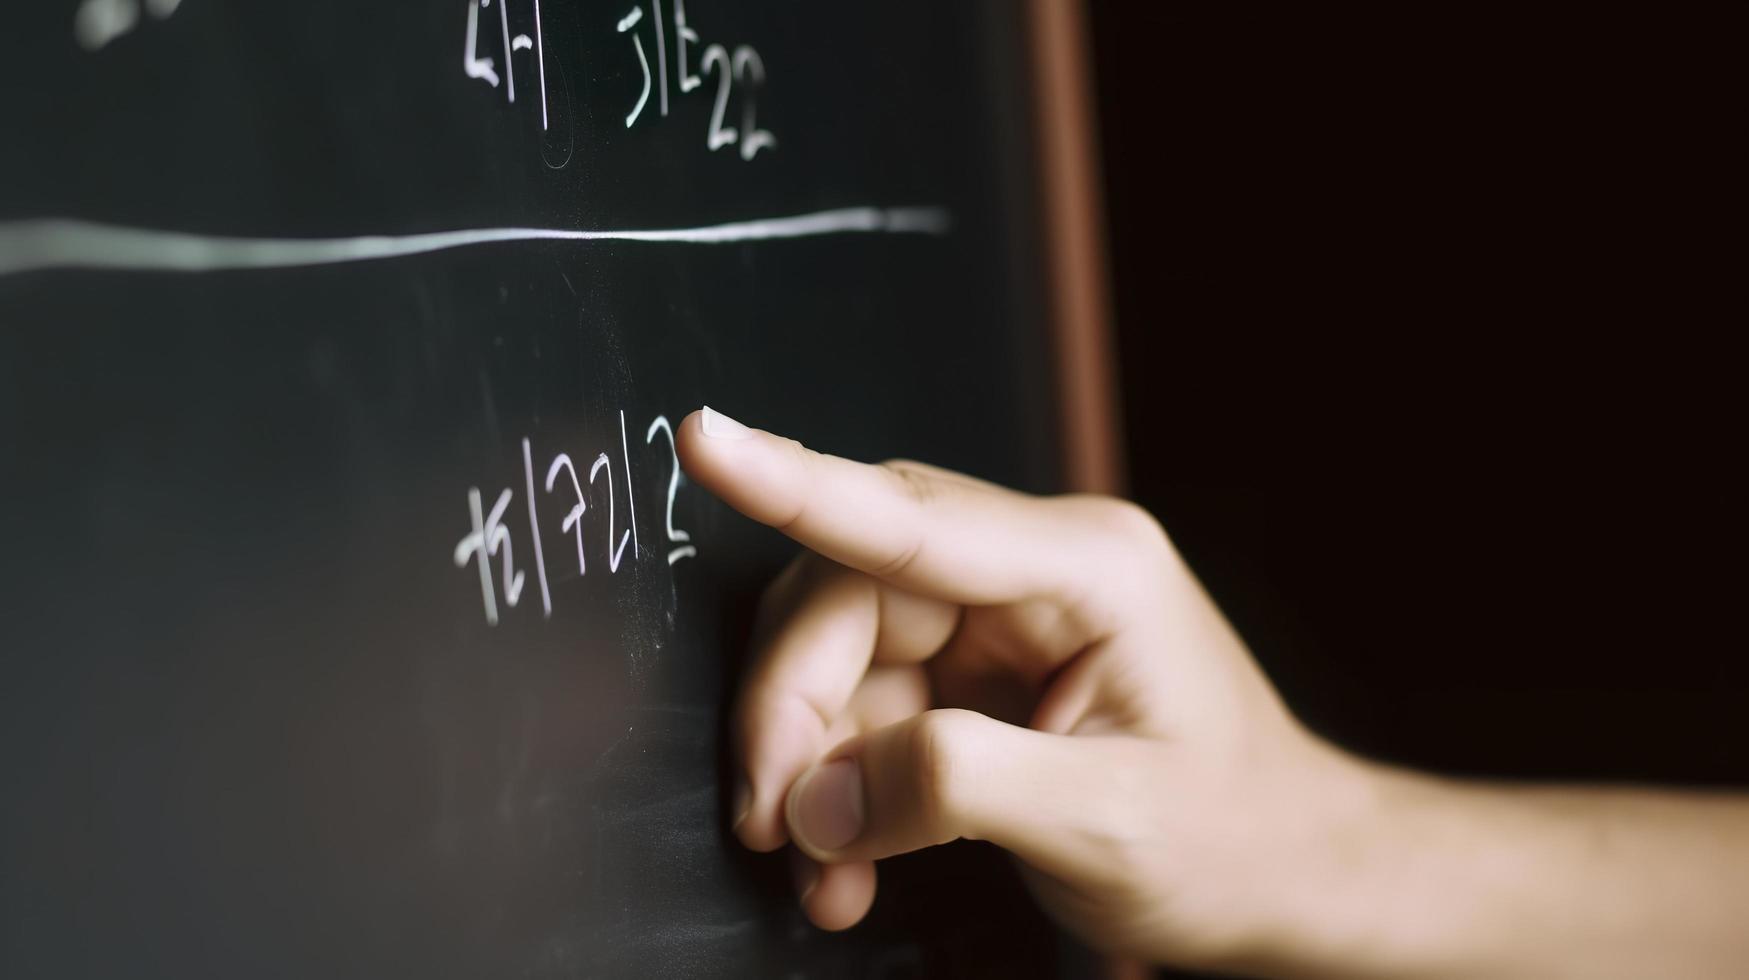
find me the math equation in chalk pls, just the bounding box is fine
[463,0,776,161]
[72,0,777,165]
[453,410,700,626]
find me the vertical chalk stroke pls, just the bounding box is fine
[491,0,516,103]
[674,0,701,93]
[0,206,952,277]
[531,0,548,130]
[522,438,553,617]
[651,0,669,118]
[618,6,652,128]
[618,410,639,560]
[458,488,499,625]
[453,486,524,625]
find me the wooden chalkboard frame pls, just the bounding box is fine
[1026,13,1148,978]
[1028,0,1123,496]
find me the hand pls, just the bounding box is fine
[676,407,1364,968]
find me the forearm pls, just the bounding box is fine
[1256,754,1749,978]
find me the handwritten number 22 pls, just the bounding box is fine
[702,44,775,159]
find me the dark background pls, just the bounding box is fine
[1091,5,1744,794]
[1089,13,1742,974]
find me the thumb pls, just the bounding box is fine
[785,708,1121,879]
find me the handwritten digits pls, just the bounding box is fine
[452,0,774,163]
[646,415,698,565]
[461,411,697,624]
[545,453,588,577]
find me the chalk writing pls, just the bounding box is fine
[453,487,526,626]
[544,452,589,577]
[645,415,698,565]
[73,0,180,52]
[522,438,553,617]
[458,410,700,625]
[458,0,776,162]
[71,0,779,160]
[588,451,631,574]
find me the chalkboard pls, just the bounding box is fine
[0,2,1081,976]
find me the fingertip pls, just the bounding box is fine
[732,763,794,852]
[674,407,726,473]
[734,696,827,853]
[729,774,783,852]
[801,859,876,932]
[736,794,791,853]
[677,405,760,459]
[673,408,711,473]
[675,405,800,528]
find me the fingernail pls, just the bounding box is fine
[730,777,752,834]
[790,758,864,853]
[790,849,820,907]
[701,405,754,441]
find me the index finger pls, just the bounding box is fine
[675,407,1088,605]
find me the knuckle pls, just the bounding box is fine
[907,709,979,838]
[1103,498,1170,546]
[771,438,819,531]
[879,459,939,507]
[868,538,924,579]
[869,461,934,577]
[785,437,816,469]
[1074,497,1173,561]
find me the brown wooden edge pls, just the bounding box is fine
[1026,8,1147,978]
[1027,0,1125,496]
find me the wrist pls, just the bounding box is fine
[1237,744,1518,979]
[1225,739,1408,978]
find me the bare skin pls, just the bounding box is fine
[676,406,1749,978]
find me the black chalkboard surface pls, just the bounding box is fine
[1,1,1070,977]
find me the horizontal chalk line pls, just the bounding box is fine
[0,205,952,277]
